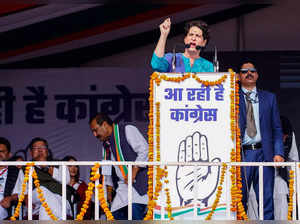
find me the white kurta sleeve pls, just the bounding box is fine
[288,132,299,162]
[12,169,25,195]
[125,125,148,167]
[53,166,70,184]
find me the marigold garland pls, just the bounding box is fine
[229,148,238,212]
[144,73,156,220]
[163,166,173,220]
[287,169,295,220]
[76,163,101,220]
[229,69,238,213]
[31,168,58,220]
[144,100,166,220]
[230,69,248,220]
[10,162,35,220]
[97,180,114,220]
[192,73,227,86]
[230,70,236,140]
[152,72,228,87]
[156,73,191,85]
[205,163,227,220]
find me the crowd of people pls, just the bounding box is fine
[0,17,298,220]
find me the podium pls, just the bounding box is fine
[147,72,238,220]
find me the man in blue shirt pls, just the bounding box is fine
[151,18,213,73]
[238,61,284,220]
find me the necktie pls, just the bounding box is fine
[245,92,257,138]
[103,141,111,160]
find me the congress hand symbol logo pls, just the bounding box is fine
[176,132,221,206]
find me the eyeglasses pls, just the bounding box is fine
[32,146,47,150]
[240,68,257,74]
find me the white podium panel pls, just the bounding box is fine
[150,72,236,220]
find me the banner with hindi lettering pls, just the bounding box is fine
[151,72,236,220]
[0,67,149,181]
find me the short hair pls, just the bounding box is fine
[184,20,210,44]
[89,113,113,126]
[0,137,11,153]
[28,137,49,150]
[62,155,77,162]
[9,155,24,161]
[238,59,258,72]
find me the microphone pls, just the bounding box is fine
[184,44,203,50]
[213,46,219,72]
[172,43,186,72]
[171,43,204,72]
[171,45,176,72]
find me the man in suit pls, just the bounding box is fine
[238,61,284,220]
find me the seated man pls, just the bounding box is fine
[28,137,74,220]
[0,137,24,220]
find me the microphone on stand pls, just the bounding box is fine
[213,46,219,72]
[184,44,204,50]
[172,43,204,72]
[171,45,176,72]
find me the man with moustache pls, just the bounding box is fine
[0,137,24,220]
[28,137,73,220]
[89,113,148,220]
[238,61,284,220]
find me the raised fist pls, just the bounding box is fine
[176,131,221,206]
[159,18,171,37]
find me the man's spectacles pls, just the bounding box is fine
[32,146,47,150]
[240,68,257,74]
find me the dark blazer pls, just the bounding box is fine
[3,166,20,218]
[239,89,284,161]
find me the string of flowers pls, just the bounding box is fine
[163,166,173,220]
[229,148,238,212]
[233,71,248,220]
[192,73,227,86]
[10,162,35,220]
[145,101,166,220]
[230,69,236,140]
[287,169,295,220]
[76,163,101,220]
[97,177,114,220]
[155,102,161,167]
[229,69,238,212]
[153,102,166,206]
[205,163,227,220]
[153,72,228,87]
[155,73,191,85]
[32,169,58,220]
[144,73,156,220]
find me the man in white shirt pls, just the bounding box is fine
[0,137,24,220]
[89,113,148,220]
[28,137,73,220]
